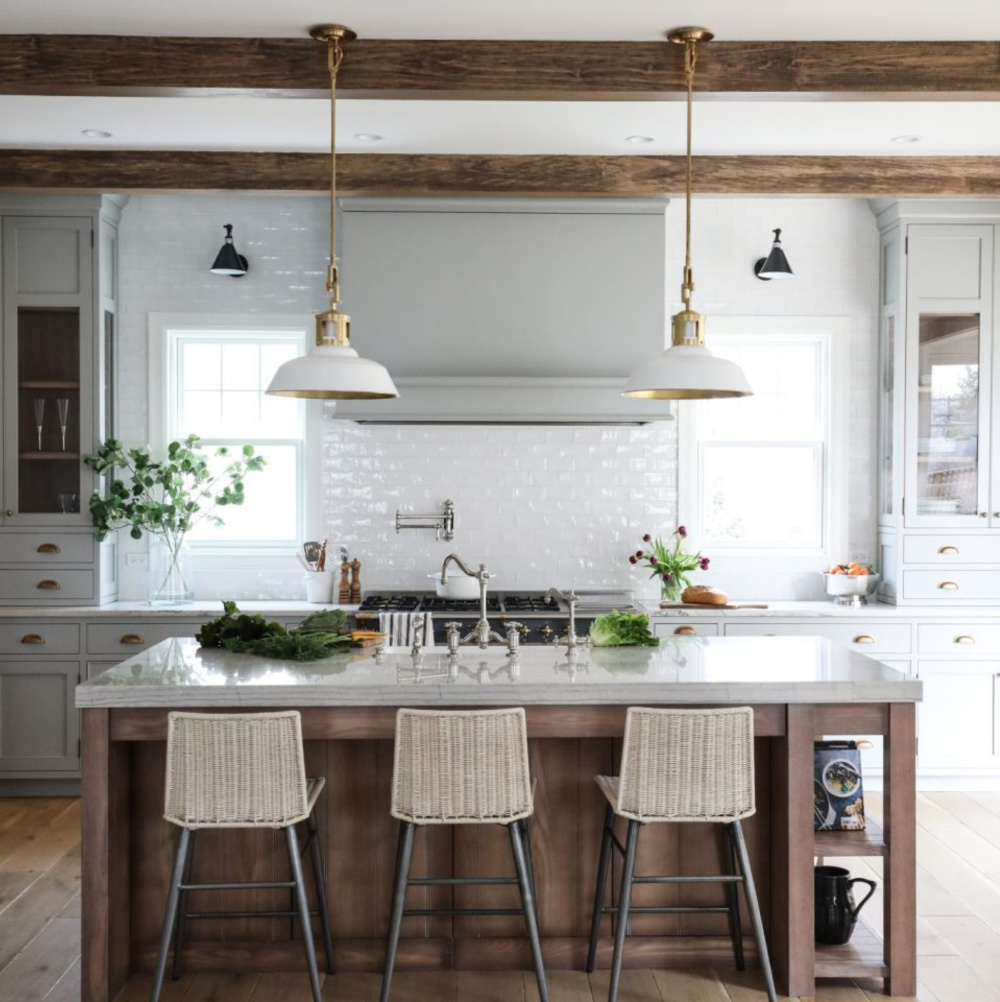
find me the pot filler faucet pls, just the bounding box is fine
[441,553,521,652]
[546,587,590,653]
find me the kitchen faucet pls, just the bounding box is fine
[441,553,506,650]
[546,587,590,653]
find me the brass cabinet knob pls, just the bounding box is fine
[937,545,960,555]
[36,542,61,554]
[120,634,145,645]
[4,509,12,518]
[20,634,45,644]
[994,513,1000,519]
[938,581,959,590]
[981,512,990,518]
[674,626,698,636]
[954,635,976,644]
[852,634,876,644]
[36,579,60,591]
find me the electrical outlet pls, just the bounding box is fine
[125,553,148,569]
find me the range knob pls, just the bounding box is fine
[540,624,555,643]
[518,624,532,640]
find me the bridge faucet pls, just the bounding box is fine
[441,554,505,650]
[546,587,589,653]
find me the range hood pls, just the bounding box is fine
[334,198,672,424]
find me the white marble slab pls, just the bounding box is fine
[0,601,360,619]
[640,599,1000,619]
[76,635,921,709]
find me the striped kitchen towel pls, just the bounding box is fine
[378,612,434,647]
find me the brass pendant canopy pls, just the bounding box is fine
[266,24,398,401]
[624,26,752,401]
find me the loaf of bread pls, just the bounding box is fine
[681,584,729,606]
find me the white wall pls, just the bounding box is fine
[115,194,879,602]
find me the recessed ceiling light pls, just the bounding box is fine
[891,135,922,144]
[626,135,655,144]
[81,129,113,139]
[354,133,383,142]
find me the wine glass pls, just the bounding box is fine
[56,398,70,451]
[57,493,78,514]
[32,398,45,451]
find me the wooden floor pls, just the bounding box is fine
[5,791,1000,1001]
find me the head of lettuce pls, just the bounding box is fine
[588,610,660,647]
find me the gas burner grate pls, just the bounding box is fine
[502,594,561,613]
[421,596,502,614]
[358,594,421,613]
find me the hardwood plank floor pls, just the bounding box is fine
[1,793,996,1000]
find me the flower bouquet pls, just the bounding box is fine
[629,527,710,603]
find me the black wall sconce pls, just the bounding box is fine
[210,224,249,278]
[754,228,793,281]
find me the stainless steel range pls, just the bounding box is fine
[356,590,635,645]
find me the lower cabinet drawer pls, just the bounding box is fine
[0,569,94,602]
[918,623,1000,654]
[653,622,719,638]
[0,623,79,655]
[903,534,1000,565]
[724,622,911,653]
[902,570,1000,601]
[0,532,95,564]
[86,621,205,655]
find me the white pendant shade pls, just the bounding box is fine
[623,344,752,400]
[266,343,398,399]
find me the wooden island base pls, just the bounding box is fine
[81,702,916,1001]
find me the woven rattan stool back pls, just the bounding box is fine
[391,708,533,824]
[164,711,310,829]
[616,706,755,823]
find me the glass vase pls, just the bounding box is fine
[148,534,194,606]
[660,577,683,603]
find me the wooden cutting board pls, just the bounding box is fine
[658,602,769,610]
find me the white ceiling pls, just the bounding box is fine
[1,96,998,156]
[4,0,1000,40]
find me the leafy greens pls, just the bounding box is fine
[588,610,660,648]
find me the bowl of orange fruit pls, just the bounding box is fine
[821,562,879,603]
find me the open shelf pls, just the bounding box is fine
[815,922,887,979]
[19,452,81,461]
[814,818,886,857]
[18,380,80,389]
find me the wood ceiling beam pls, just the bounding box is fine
[1,35,999,99]
[1,150,999,197]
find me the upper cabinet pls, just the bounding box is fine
[876,202,1000,604]
[0,196,123,605]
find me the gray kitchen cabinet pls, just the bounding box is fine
[0,660,80,774]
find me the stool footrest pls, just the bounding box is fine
[182,909,326,920]
[407,877,518,886]
[178,880,296,892]
[404,907,524,918]
[634,875,743,884]
[601,905,732,915]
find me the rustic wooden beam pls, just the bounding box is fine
[2,149,1000,198]
[2,35,1000,100]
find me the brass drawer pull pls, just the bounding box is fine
[674,626,697,636]
[937,545,960,555]
[938,581,959,590]
[954,635,976,645]
[20,634,45,644]
[852,634,876,644]
[120,634,145,645]
[37,579,60,591]
[36,542,61,554]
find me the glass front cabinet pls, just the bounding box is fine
[877,202,1000,604]
[0,196,122,605]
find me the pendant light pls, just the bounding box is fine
[624,27,752,400]
[267,25,398,400]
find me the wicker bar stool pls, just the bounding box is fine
[586,707,776,1002]
[149,711,335,1002]
[380,707,547,1002]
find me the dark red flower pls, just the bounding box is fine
[629,555,638,564]
[642,534,652,543]
[649,555,658,566]
[700,557,710,570]
[663,571,673,581]
[677,525,687,538]
[635,550,644,558]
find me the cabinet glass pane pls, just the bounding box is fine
[16,307,82,514]
[915,312,980,517]
[881,315,895,516]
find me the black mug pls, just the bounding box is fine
[814,865,877,945]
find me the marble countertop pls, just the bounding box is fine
[0,601,361,619]
[76,635,921,709]
[639,599,1000,618]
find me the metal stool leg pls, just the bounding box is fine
[723,824,746,971]
[586,802,615,973]
[380,821,416,1002]
[286,824,323,1002]
[306,809,336,975]
[150,827,191,1002]
[510,819,548,1002]
[731,820,777,1002]
[607,820,640,1002]
[521,815,540,925]
[170,828,196,980]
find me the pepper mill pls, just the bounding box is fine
[338,560,351,605]
[349,558,362,604]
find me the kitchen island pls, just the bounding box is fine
[77,636,920,1000]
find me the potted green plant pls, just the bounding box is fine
[84,435,265,605]
[629,527,710,603]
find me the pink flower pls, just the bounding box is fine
[629,555,638,564]
[642,534,652,543]
[677,525,688,538]
[700,557,710,570]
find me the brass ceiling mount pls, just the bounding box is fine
[666,26,715,45]
[309,24,357,45]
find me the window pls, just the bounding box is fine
[149,315,314,549]
[679,317,847,566]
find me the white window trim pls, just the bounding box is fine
[148,312,322,558]
[677,315,849,574]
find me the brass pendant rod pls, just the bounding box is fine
[681,36,696,313]
[327,37,344,309]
